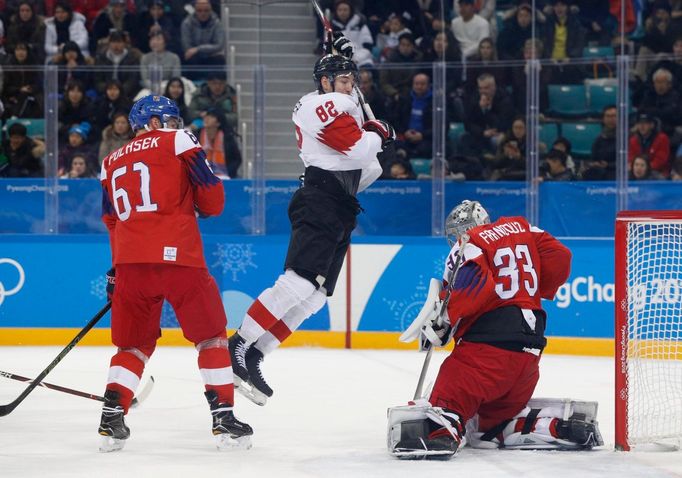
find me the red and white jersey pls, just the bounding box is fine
[293,91,383,192]
[100,128,224,268]
[442,216,571,338]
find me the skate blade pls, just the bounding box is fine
[235,380,268,406]
[99,435,127,453]
[392,449,455,460]
[215,434,252,451]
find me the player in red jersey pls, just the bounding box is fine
[388,200,602,459]
[97,95,252,452]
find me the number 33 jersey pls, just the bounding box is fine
[100,128,224,268]
[443,216,572,336]
[293,91,383,192]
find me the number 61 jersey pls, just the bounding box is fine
[100,128,224,268]
[443,216,572,339]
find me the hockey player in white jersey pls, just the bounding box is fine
[228,37,396,405]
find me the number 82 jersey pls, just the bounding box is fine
[100,128,224,268]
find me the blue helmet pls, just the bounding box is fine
[128,95,182,131]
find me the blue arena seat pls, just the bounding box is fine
[410,158,431,176]
[3,118,46,138]
[538,122,559,148]
[588,84,617,114]
[560,122,602,158]
[448,122,465,145]
[547,85,589,117]
[583,46,615,59]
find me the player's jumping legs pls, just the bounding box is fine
[241,287,327,404]
[229,269,317,383]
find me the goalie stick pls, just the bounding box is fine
[0,371,154,409]
[310,0,376,121]
[0,301,111,417]
[413,234,469,399]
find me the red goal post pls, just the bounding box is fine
[615,210,682,451]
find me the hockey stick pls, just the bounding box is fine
[310,0,376,121]
[413,234,469,400]
[0,301,111,417]
[0,371,154,409]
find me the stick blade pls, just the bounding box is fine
[130,375,155,409]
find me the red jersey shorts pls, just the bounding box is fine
[111,263,227,348]
[429,341,540,431]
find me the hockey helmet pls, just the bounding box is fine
[129,94,182,131]
[313,54,359,93]
[445,200,490,247]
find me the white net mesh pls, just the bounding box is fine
[626,221,682,447]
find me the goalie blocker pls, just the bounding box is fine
[388,398,604,459]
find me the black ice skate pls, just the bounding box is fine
[244,347,273,406]
[228,333,250,386]
[555,413,604,449]
[393,421,460,460]
[98,390,130,453]
[205,390,253,450]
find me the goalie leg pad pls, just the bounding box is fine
[387,400,463,460]
[468,399,604,450]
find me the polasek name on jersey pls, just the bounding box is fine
[0,258,25,306]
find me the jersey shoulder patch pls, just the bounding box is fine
[175,129,201,155]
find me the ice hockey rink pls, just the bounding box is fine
[1,346,681,478]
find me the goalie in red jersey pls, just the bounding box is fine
[97,95,252,452]
[389,200,603,460]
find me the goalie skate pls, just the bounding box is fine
[388,401,463,460]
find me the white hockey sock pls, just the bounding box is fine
[255,288,327,355]
[239,270,316,343]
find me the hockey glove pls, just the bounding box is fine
[106,267,115,300]
[332,32,354,59]
[421,312,453,347]
[362,119,396,149]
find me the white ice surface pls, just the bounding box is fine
[1,346,681,478]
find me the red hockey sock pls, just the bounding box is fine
[106,350,146,413]
[198,344,234,405]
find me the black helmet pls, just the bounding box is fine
[313,54,359,93]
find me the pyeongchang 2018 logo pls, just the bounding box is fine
[0,258,25,306]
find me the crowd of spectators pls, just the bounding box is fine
[2,0,682,183]
[321,0,682,182]
[0,0,240,179]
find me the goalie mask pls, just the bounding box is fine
[313,54,359,94]
[445,200,490,247]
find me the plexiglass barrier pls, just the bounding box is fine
[1,0,682,237]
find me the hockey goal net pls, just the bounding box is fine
[615,211,682,451]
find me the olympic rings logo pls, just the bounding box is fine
[0,258,25,307]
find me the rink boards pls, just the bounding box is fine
[0,234,627,355]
